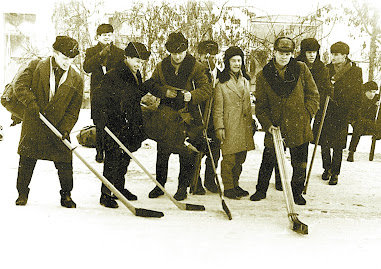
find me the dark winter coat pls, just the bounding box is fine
[14,57,83,162]
[97,60,147,152]
[83,42,125,122]
[144,53,212,123]
[319,60,363,149]
[295,54,333,140]
[255,58,320,148]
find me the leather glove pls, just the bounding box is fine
[61,131,70,141]
[27,101,40,119]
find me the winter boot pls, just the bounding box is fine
[329,175,338,185]
[60,190,76,208]
[173,187,187,201]
[149,186,165,198]
[223,188,240,199]
[15,190,29,206]
[291,183,306,205]
[249,191,266,201]
[120,188,138,201]
[322,169,331,181]
[193,179,206,195]
[234,186,249,197]
[347,151,354,162]
[100,193,118,208]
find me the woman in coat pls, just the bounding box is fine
[250,37,319,205]
[319,42,363,185]
[213,46,255,199]
[14,36,83,208]
[96,42,151,208]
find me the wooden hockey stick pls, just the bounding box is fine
[40,113,164,218]
[272,127,308,234]
[104,126,205,211]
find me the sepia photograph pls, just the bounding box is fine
[0,0,380,268]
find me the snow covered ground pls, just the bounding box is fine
[1,107,380,269]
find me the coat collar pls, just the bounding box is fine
[225,71,245,98]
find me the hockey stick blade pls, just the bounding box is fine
[185,204,206,211]
[222,200,232,220]
[292,217,308,234]
[135,208,164,218]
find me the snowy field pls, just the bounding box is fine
[1,107,380,269]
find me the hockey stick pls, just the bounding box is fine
[272,127,308,234]
[39,113,164,218]
[193,101,232,220]
[104,126,205,211]
[304,95,330,194]
[369,94,381,161]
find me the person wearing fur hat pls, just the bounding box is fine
[14,36,83,208]
[296,38,333,142]
[319,41,363,185]
[213,46,255,199]
[347,81,380,162]
[83,23,125,163]
[250,37,319,205]
[190,40,221,194]
[95,42,151,208]
[144,32,212,201]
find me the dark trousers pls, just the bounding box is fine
[156,143,197,189]
[95,124,105,154]
[255,147,281,193]
[321,146,343,175]
[102,147,131,195]
[16,156,73,194]
[256,143,308,195]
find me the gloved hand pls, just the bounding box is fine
[61,131,70,141]
[27,101,40,119]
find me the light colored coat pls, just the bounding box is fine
[213,72,255,155]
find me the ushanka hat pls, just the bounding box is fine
[52,36,79,58]
[300,38,320,52]
[165,32,188,53]
[96,23,114,35]
[274,36,295,52]
[330,41,350,55]
[124,42,151,60]
[224,46,244,62]
[198,40,219,55]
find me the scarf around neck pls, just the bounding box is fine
[262,57,300,98]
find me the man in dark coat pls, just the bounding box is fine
[144,32,212,201]
[250,37,319,205]
[347,81,380,162]
[320,41,363,185]
[191,40,221,194]
[96,42,151,208]
[83,24,125,163]
[14,36,83,208]
[295,38,333,141]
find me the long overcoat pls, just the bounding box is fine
[97,60,147,152]
[14,57,83,162]
[319,61,363,149]
[213,72,255,155]
[255,61,320,148]
[83,43,125,122]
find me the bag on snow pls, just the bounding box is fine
[1,59,41,122]
[76,125,97,148]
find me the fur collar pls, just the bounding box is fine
[262,57,300,98]
[161,53,196,88]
